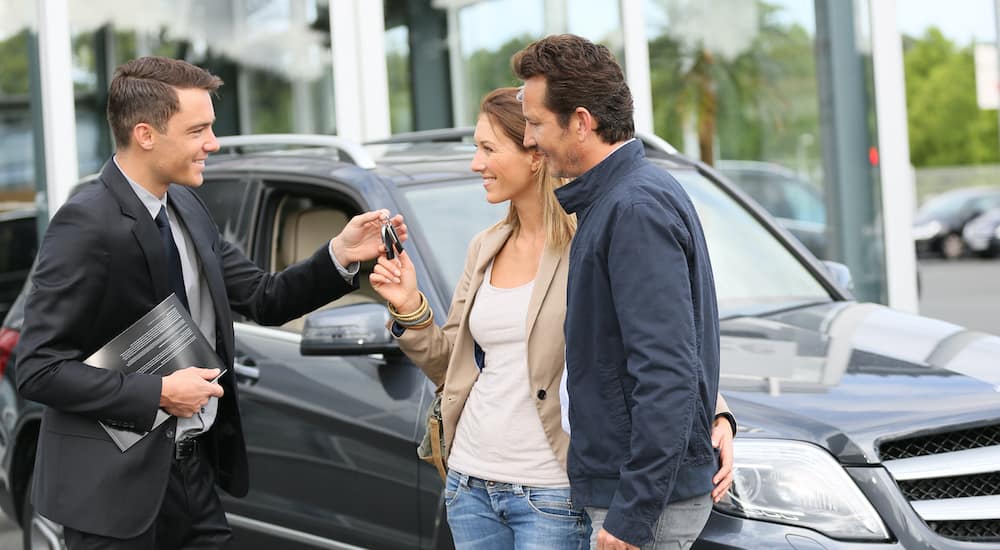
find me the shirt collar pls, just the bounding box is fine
[113,155,167,220]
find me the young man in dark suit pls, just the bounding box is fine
[15,56,405,549]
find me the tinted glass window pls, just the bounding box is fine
[403,168,831,318]
[194,179,251,245]
[402,181,505,293]
[0,217,36,272]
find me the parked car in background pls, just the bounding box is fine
[0,208,37,323]
[962,207,1000,258]
[3,131,1000,549]
[716,160,828,258]
[913,187,1000,259]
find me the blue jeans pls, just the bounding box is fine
[445,470,591,550]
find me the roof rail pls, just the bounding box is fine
[364,127,474,145]
[363,127,680,156]
[635,131,679,155]
[216,134,376,170]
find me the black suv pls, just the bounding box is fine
[0,208,36,323]
[3,131,1000,549]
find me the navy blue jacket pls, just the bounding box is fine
[555,140,720,545]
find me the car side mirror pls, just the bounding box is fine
[821,261,854,295]
[300,303,401,356]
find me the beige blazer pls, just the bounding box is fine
[396,223,730,468]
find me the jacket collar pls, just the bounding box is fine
[555,138,645,215]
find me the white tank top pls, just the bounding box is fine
[447,262,569,487]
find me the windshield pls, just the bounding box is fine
[402,167,831,318]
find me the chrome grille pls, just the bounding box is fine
[926,520,1000,542]
[898,472,1000,501]
[881,425,1000,543]
[879,424,1000,461]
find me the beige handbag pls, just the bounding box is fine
[416,385,447,480]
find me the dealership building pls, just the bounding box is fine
[1,0,920,308]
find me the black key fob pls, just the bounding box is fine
[382,222,403,260]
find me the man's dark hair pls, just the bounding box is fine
[512,34,634,144]
[107,56,223,149]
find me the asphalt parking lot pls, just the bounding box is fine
[918,258,1000,335]
[0,258,994,548]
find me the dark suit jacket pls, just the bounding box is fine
[14,160,356,538]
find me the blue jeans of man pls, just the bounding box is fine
[586,493,712,550]
[445,469,590,550]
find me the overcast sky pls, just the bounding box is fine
[897,0,996,44]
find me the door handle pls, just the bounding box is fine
[234,362,260,385]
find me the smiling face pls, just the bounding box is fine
[470,113,540,205]
[520,76,582,178]
[149,87,219,188]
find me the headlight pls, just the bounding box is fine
[912,220,942,241]
[715,439,890,541]
[994,225,1000,238]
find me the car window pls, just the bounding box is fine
[723,171,796,220]
[401,180,506,293]
[782,180,826,225]
[194,178,252,246]
[919,192,976,219]
[0,217,37,272]
[673,171,830,317]
[264,189,379,333]
[403,170,831,319]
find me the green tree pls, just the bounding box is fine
[648,2,819,169]
[904,28,1000,166]
[0,30,31,97]
[461,35,533,123]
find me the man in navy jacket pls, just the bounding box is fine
[514,35,721,550]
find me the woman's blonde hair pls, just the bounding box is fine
[479,87,576,249]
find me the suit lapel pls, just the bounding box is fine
[100,161,169,302]
[525,245,563,339]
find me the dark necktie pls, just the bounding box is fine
[154,205,190,312]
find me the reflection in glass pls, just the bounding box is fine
[449,0,628,127]
[645,0,822,179]
[385,25,413,134]
[455,0,544,125]
[0,27,34,200]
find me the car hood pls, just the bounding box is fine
[720,301,1000,464]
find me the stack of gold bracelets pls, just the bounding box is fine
[388,291,434,330]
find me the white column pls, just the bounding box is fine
[869,0,919,313]
[330,0,391,142]
[37,0,79,218]
[445,6,467,127]
[620,0,654,136]
[543,0,567,35]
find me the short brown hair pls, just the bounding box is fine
[107,56,223,149]
[512,34,634,144]
[479,87,575,249]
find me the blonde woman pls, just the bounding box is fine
[370,88,734,549]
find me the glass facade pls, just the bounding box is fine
[0,26,36,204]
[3,0,911,304]
[0,0,336,200]
[448,0,623,126]
[643,0,886,302]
